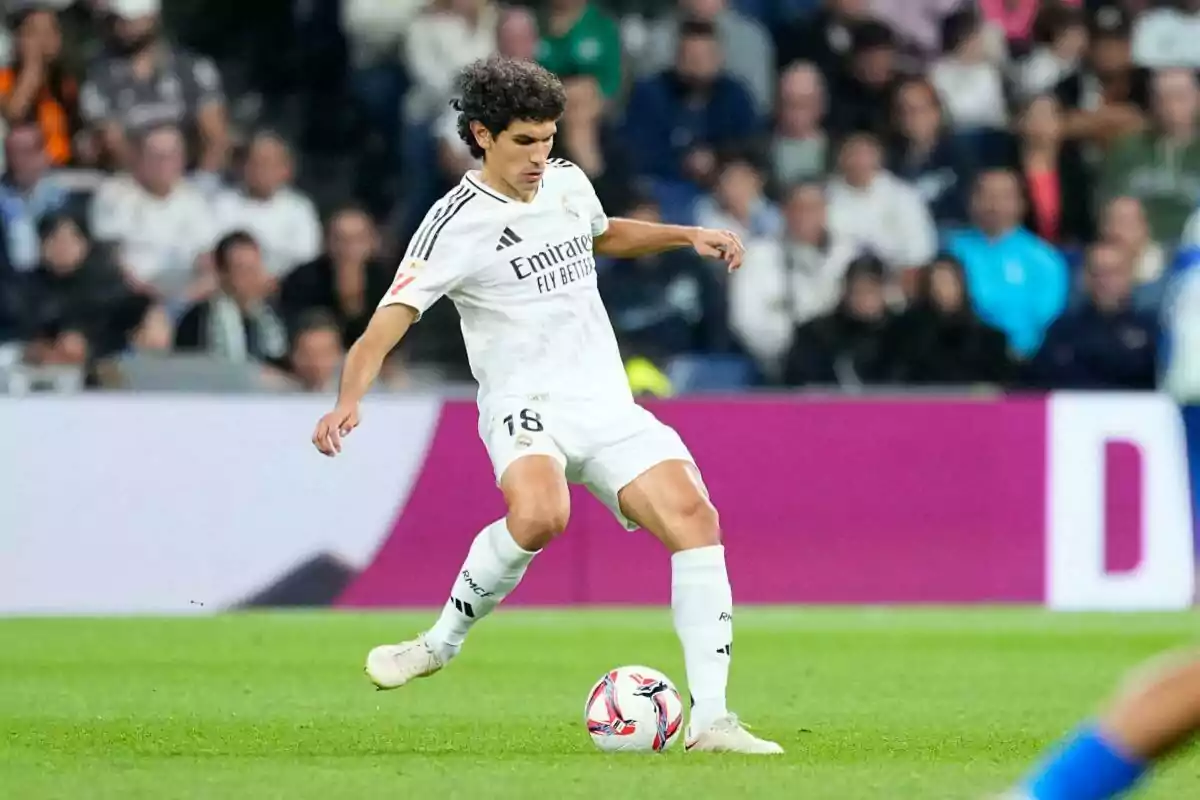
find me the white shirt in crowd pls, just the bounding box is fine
[930,59,1008,129]
[212,187,322,279]
[89,174,216,300]
[341,0,426,67]
[379,160,629,406]
[731,231,860,377]
[825,172,937,272]
[1013,48,1077,102]
[404,7,499,123]
[1133,7,1200,70]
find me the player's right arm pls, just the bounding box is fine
[311,303,418,457]
[312,188,480,456]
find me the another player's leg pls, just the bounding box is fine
[365,455,569,689]
[1007,650,1200,799]
[616,460,783,755]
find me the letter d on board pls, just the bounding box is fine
[1047,393,1195,610]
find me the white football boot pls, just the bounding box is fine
[685,713,784,754]
[364,634,444,690]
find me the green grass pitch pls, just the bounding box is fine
[1,609,1197,799]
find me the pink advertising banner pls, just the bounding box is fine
[338,398,1051,606]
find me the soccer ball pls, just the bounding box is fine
[584,665,684,753]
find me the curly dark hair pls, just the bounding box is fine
[453,56,567,160]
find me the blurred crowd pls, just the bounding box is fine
[0,0,1196,395]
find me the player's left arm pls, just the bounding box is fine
[564,162,745,269]
[593,218,745,270]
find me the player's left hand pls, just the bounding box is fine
[690,228,745,272]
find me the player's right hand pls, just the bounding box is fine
[312,405,360,457]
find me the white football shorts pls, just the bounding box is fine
[478,395,697,530]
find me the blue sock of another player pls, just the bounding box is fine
[1020,725,1148,800]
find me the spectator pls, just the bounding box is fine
[498,6,539,60]
[770,62,829,188]
[212,131,322,283]
[870,0,970,60]
[1102,196,1166,289]
[774,0,870,79]
[624,20,759,190]
[826,20,903,139]
[538,0,622,100]
[782,253,896,388]
[1100,68,1200,244]
[550,74,634,216]
[175,231,288,364]
[281,206,392,347]
[343,0,425,73]
[930,8,1008,132]
[1132,0,1200,69]
[0,122,69,272]
[404,0,498,126]
[434,7,539,185]
[947,169,1069,358]
[288,310,345,393]
[1013,3,1089,101]
[1028,241,1159,389]
[597,197,729,363]
[826,132,937,291]
[641,0,776,116]
[887,253,1013,386]
[343,0,425,151]
[977,0,1081,55]
[695,156,783,241]
[0,6,80,166]
[731,182,860,379]
[1054,4,1149,149]
[887,76,974,228]
[89,124,216,302]
[81,0,229,175]
[21,213,168,367]
[1006,94,1094,246]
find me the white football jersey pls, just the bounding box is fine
[379,160,631,405]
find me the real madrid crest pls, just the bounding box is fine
[562,196,581,220]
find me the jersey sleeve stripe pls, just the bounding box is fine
[415,193,475,260]
[408,186,471,260]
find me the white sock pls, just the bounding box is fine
[671,544,732,733]
[425,518,537,663]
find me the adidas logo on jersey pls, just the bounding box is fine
[495,227,523,251]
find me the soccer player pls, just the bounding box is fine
[311,56,782,755]
[1005,649,1200,798]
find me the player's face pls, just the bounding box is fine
[488,118,557,192]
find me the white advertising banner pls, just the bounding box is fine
[0,395,441,614]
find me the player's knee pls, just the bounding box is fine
[507,499,570,550]
[669,493,721,550]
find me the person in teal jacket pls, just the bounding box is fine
[947,169,1069,358]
